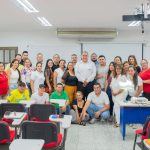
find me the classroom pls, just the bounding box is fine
[0,1,150,150]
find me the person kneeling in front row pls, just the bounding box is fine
[82,83,110,124]
[70,91,89,126]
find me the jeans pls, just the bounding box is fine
[87,103,110,119]
[56,105,70,115]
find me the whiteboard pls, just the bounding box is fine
[83,43,142,65]
[28,44,81,66]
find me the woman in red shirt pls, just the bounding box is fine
[0,62,9,99]
[139,59,150,100]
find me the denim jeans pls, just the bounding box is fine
[56,105,70,115]
[87,103,110,119]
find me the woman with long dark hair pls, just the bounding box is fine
[128,55,141,73]
[53,59,66,90]
[114,56,122,65]
[104,62,115,118]
[62,62,78,105]
[30,62,45,93]
[6,59,21,92]
[126,65,143,100]
[44,59,53,94]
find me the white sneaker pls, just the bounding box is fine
[89,118,96,124]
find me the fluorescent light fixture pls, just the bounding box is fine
[16,0,39,13]
[37,17,52,27]
[128,21,141,26]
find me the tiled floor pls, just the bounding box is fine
[65,121,142,150]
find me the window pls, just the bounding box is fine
[0,47,18,67]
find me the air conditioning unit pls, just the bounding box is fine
[57,28,118,39]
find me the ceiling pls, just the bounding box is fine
[0,0,150,31]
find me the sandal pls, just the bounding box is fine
[80,121,86,126]
[114,123,119,128]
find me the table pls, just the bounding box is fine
[0,99,8,104]
[119,101,150,140]
[50,99,66,107]
[144,139,150,149]
[9,139,44,150]
[19,100,35,108]
[49,115,72,150]
[4,112,27,138]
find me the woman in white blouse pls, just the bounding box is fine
[7,59,21,92]
[30,62,45,93]
[126,65,143,100]
[21,58,33,95]
[110,64,127,127]
[53,59,66,90]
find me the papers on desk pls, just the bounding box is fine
[131,97,149,104]
[50,99,66,107]
[4,112,24,119]
[19,100,35,107]
[0,99,8,104]
[49,115,72,129]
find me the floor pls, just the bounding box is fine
[65,121,142,150]
[0,121,143,150]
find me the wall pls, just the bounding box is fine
[0,29,149,64]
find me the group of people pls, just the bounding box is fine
[0,50,150,127]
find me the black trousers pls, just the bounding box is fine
[143,92,150,101]
[77,80,95,100]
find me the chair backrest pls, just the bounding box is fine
[0,121,10,144]
[0,103,26,118]
[29,104,56,120]
[22,121,58,144]
[143,116,150,136]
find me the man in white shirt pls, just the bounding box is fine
[31,84,49,104]
[96,55,108,90]
[75,51,96,99]
[82,83,110,124]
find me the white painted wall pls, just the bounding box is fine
[0,30,149,66]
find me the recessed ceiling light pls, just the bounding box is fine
[128,21,141,27]
[37,17,52,27]
[15,0,39,13]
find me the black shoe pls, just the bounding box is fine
[80,121,86,126]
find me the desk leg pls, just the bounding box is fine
[120,107,126,140]
[14,126,17,139]
[62,129,67,150]
[122,123,126,140]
